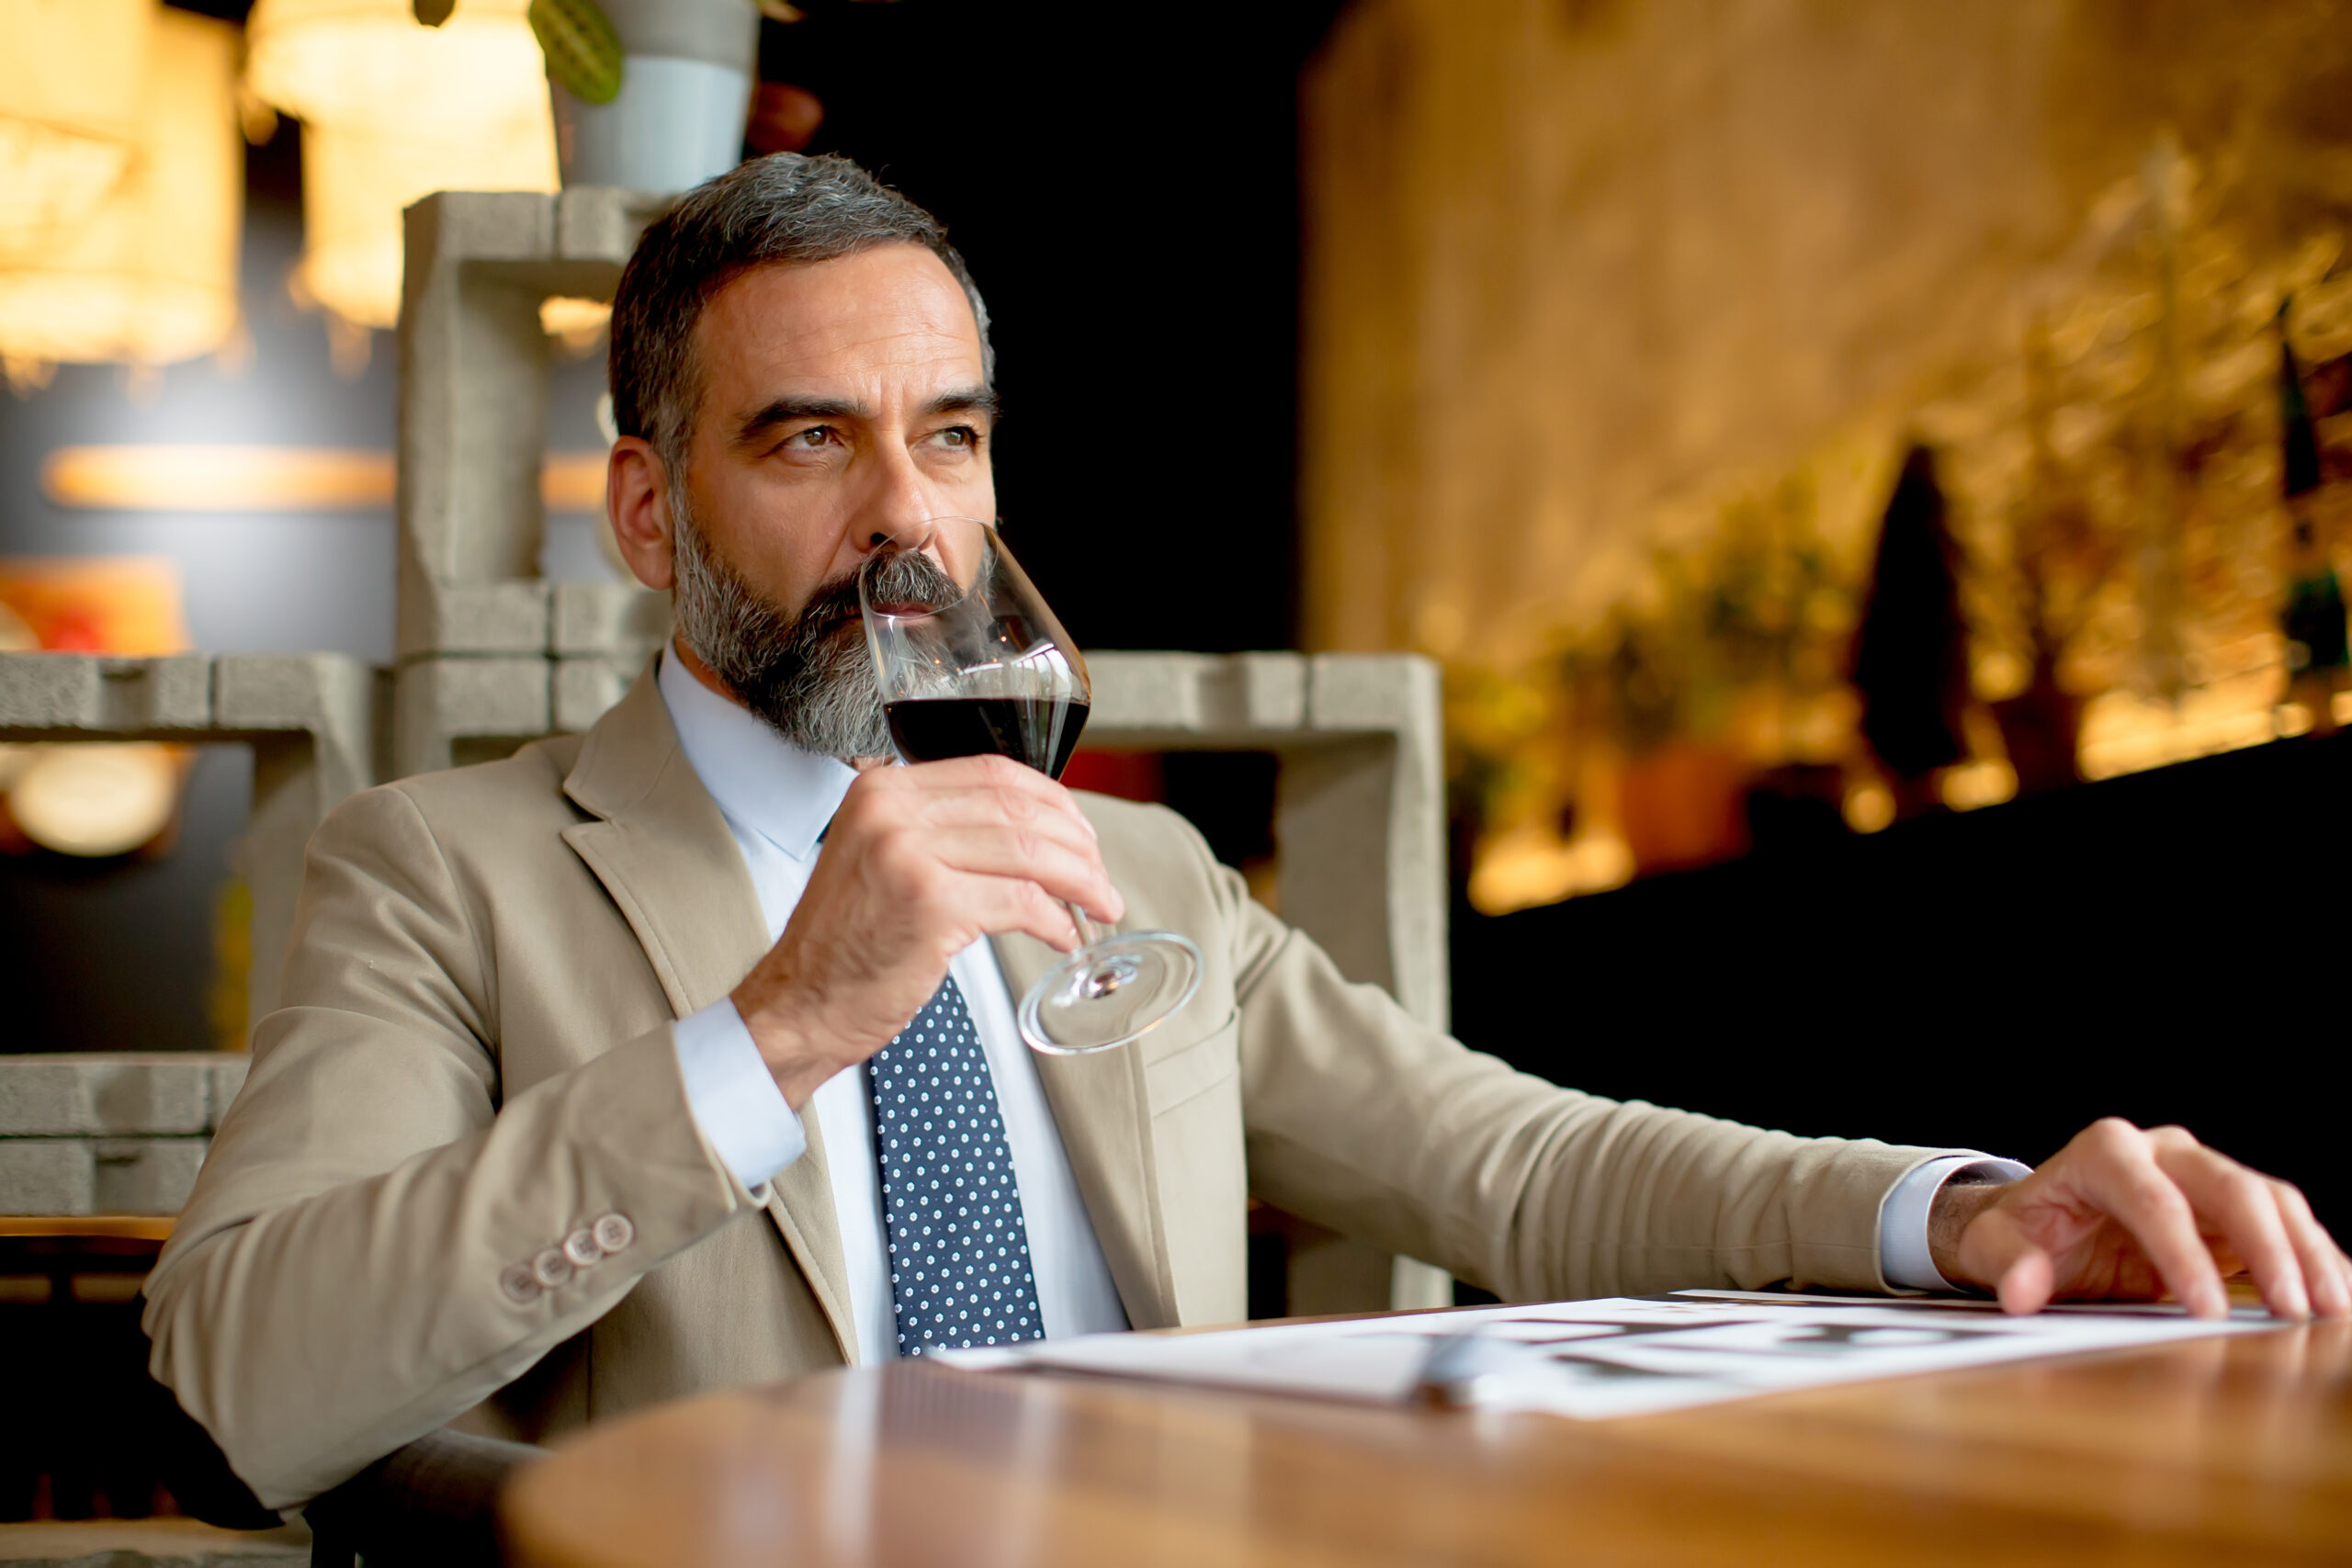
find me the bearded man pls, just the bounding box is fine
[143,152,2350,1512]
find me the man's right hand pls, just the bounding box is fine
[729,755,1124,1108]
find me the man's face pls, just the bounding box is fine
[681,243,996,617]
[609,243,996,753]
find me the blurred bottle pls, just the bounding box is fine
[1851,444,1973,818]
[2278,300,2346,738]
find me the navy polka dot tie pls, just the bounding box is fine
[867,974,1043,1357]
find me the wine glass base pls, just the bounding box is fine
[1018,931,1204,1055]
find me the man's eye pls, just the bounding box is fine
[788,427,834,450]
[933,425,977,448]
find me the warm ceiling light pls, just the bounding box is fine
[40,444,612,513]
[0,0,152,257]
[9,742,179,857]
[247,0,559,333]
[539,295,611,352]
[41,446,400,510]
[245,0,548,133]
[0,7,240,366]
[294,117,559,330]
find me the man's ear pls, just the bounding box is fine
[607,436,678,591]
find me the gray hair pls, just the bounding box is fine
[608,152,994,474]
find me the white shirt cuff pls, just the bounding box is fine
[673,998,806,1190]
[1879,1155,2033,1291]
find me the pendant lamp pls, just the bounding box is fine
[296,117,558,330]
[0,0,153,258]
[0,6,240,366]
[246,0,550,132]
[247,0,559,333]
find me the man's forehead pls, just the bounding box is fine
[694,246,984,396]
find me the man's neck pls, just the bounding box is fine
[671,637,741,707]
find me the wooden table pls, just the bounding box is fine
[503,1314,2352,1566]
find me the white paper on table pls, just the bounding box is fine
[932,1292,2278,1420]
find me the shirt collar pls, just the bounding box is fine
[657,642,858,863]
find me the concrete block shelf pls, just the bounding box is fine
[0,1055,248,1217]
[0,1517,310,1567]
[0,653,372,1035]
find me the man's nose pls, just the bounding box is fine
[852,442,941,555]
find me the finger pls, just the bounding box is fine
[916,825,1122,920]
[2152,1138,2306,1320]
[2270,1180,2350,1319]
[839,768,1125,921]
[898,791,1107,867]
[2073,1124,2228,1317]
[847,751,1090,829]
[1950,1198,2054,1314]
[897,754,1099,834]
[1996,1242,2056,1316]
[892,767,1110,879]
[944,869,1088,952]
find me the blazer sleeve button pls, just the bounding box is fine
[531,1247,574,1290]
[499,1264,542,1304]
[592,1212,634,1255]
[562,1228,602,1269]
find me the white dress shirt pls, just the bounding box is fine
[654,649,2021,1339]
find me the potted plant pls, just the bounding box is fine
[418,0,776,192]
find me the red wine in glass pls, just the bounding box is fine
[883,696,1091,780]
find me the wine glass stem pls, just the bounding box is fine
[1065,901,1102,949]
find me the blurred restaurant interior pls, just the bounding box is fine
[2,0,2349,1553]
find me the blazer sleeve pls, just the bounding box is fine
[140,784,765,1510]
[1221,851,1962,1301]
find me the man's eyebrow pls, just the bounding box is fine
[921,387,1001,421]
[729,388,1000,448]
[731,394,872,448]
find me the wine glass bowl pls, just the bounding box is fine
[857,519,1203,1055]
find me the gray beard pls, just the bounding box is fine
[668,502,952,760]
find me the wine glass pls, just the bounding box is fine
[857,517,1204,1055]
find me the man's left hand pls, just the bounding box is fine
[1928,1119,2352,1320]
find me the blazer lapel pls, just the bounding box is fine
[559,661,858,1360]
[990,929,1177,1331]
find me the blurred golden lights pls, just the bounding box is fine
[292,118,557,330]
[0,0,152,255]
[0,6,241,367]
[40,445,611,513]
[247,0,559,333]
[245,0,551,130]
[539,295,612,353]
[9,743,178,857]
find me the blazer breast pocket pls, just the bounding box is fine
[1143,1010,1239,1116]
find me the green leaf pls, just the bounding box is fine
[528,0,624,106]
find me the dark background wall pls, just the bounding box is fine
[768,1,1344,654]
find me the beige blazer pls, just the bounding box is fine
[143,665,1956,1508]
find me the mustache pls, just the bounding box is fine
[844,547,962,621]
[791,547,962,636]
